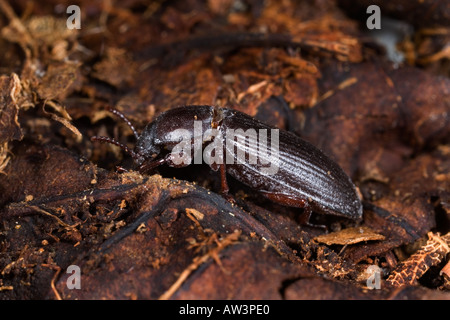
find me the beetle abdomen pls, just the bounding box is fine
[221,108,363,220]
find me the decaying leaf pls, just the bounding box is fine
[387,232,450,286]
[92,47,138,88]
[36,61,82,101]
[185,208,205,222]
[314,227,385,246]
[0,0,449,300]
[0,3,78,60]
[0,1,83,144]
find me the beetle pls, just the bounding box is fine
[91,105,363,223]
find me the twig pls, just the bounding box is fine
[158,230,241,300]
[27,205,79,230]
[387,232,450,286]
[41,264,62,300]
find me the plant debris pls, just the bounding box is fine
[314,226,385,246]
[0,0,449,300]
[387,232,450,287]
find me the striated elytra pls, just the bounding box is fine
[92,105,363,223]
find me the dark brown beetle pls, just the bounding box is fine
[92,105,363,223]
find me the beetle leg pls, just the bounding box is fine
[219,163,229,194]
[297,202,327,230]
[259,191,326,229]
[218,163,236,204]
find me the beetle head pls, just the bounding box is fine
[92,105,216,171]
[133,121,161,166]
[134,105,216,166]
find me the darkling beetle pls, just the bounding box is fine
[91,105,363,224]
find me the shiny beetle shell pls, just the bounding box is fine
[92,105,363,221]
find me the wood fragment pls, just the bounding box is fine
[0,142,10,174]
[185,208,205,221]
[441,260,450,290]
[440,260,450,278]
[0,73,27,144]
[315,77,358,105]
[314,226,385,246]
[0,285,14,291]
[386,232,450,287]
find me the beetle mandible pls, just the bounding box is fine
[91,105,363,223]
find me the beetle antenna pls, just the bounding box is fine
[105,106,139,140]
[91,136,139,161]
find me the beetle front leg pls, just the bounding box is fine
[139,151,193,174]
